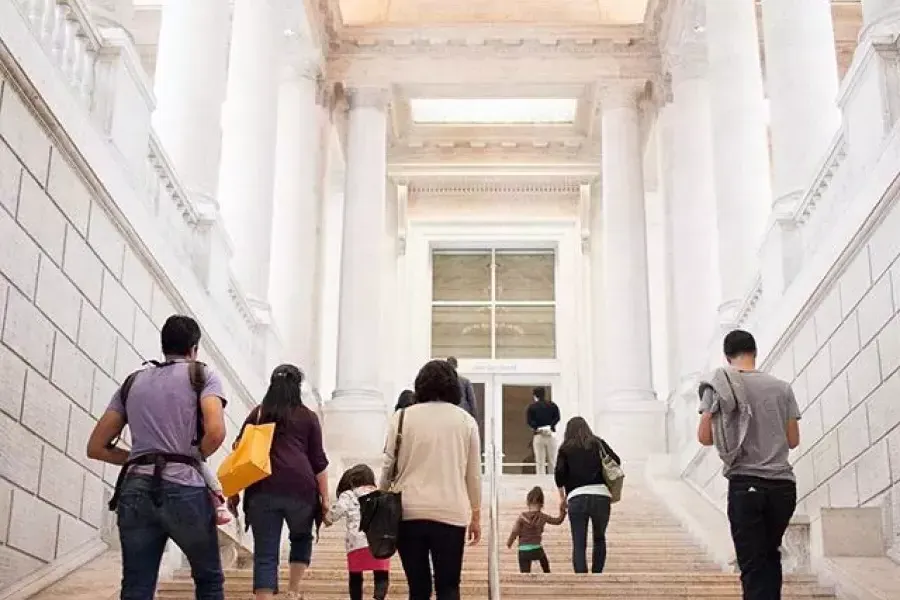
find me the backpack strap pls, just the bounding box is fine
[105,370,142,449]
[188,360,208,446]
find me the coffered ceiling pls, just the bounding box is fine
[337,0,651,26]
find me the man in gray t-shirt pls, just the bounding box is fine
[698,330,801,600]
[86,315,227,599]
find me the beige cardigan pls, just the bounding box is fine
[380,402,482,528]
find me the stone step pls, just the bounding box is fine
[156,580,835,598]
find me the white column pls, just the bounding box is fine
[327,88,390,462]
[151,0,229,203]
[216,0,279,303]
[598,84,655,405]
[706,0,773,324]
[761,0,841,210]
[268,61,326,377]
[667,49,721,381]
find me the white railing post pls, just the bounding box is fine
[487,416,501,600]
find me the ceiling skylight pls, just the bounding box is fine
[410,99,578,125]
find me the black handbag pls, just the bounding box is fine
[359,409,406,559]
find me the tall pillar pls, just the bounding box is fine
[761,0,841,210]
[599,83,655,405]
[706,0,772,325]
[152,0,230,204]
[595,82,665,459]
[667,47,721,382]
[217,0,279,304]
[268,59,326,377]
[327,88,390,464]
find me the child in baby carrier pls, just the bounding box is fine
[326,464,390,600]
[507,486,566,573]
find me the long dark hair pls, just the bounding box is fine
[259,364,304,423]
[561,416,600,451]
[336,464,376,499]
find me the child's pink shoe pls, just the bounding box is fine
[212,493,233,525]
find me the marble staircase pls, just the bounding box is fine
[156,475,836,599]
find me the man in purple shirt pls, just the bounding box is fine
[87,315,227,600]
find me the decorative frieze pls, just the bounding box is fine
[328,35,661,85]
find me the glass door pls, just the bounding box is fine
[466,374,559,475]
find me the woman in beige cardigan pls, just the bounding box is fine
[381,360,482,600]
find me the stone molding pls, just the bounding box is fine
[407,181,583,194]
[327,37,661,85]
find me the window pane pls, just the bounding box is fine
[432,253,491,302]
[431,306,492,358]
[495,306,555,359]
[495,252,555,302]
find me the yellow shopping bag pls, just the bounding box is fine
[217,412,275,498]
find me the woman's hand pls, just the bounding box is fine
[467,512,481,546]
[227,495,240,517]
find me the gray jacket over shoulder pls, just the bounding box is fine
[698,367,753,469]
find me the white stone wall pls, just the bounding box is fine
[685,187,900,557]
[0,69,252,591]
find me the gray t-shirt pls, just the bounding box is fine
[108,361,226,486]
[699,370,800,482]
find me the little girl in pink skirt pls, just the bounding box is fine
[327,464,390,600]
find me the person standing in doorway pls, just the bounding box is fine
[527,387,560,475]
[446,356,478,420]
[697,330,801,600]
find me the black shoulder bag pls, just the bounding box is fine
[358,409,406,559]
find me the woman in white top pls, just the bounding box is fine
[381,359,482,600]
[553,417,621,574]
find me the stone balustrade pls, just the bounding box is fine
[9,0,282,378]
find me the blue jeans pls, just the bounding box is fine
[568,494,611,574]
[117,475,223,600]
[245,493,315,593]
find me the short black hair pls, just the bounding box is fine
[446,356,458,369]
[723,329,757,360]
[415,360,461,405]
[395,389,415,411]
[160,315,201,357]
[533,387,546,402]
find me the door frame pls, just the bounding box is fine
[466,372,561,474]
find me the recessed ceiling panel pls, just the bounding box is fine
[339,0,649,26]
[410,99,579,124]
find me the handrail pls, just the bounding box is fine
[487,416,501,600]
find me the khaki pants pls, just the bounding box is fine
[533,432,558,475]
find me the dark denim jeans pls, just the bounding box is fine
[245,492,315,593]
[396,520,466,600]
[728,476,797,600]
[567,494,611,574]
[117,475,223,600]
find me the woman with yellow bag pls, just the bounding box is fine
[224,364,329,600]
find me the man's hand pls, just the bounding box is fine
[468,512,481,546]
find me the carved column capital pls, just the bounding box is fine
[598,80,647,111]
[665,41,708,83]
[346,86,391,111]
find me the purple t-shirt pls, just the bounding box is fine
[107,361,226,487]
